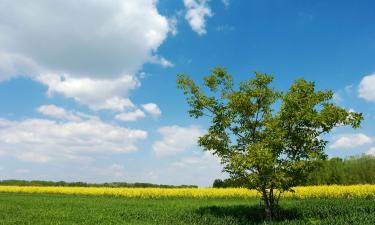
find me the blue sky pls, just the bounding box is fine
[0,0,374,187]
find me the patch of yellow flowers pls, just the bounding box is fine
[0,185,374,198]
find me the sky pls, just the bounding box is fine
[0,0,374,187]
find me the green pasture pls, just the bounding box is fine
[0,193,375,224]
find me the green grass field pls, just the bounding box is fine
[1,193,375,225]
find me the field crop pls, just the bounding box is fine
[1,185,375,224]
[0,184,375,198]
[1,193,375,225]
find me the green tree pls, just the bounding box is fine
[212,179,225,188]
[307,155,375,185]
[177,67,363,220]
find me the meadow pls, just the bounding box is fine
[1,185,375,224]
[0,193,375,225]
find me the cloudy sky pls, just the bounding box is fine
[0,0,374,187]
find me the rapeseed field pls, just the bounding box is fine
[0,185,374,198]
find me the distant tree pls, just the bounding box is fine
[306,155,375,185]
[177,67,363,220]
[213,179,225,188]
[212,178,244,188]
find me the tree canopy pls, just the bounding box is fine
[177,67,363,219]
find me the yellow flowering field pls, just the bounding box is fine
[0,185,374,198]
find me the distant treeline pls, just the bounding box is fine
[213,155,375,188]
[0,180,198,188]
[306,155,375,185]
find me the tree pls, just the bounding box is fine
[212,179,225,188]
[177,67,363,220]
[306,155,375,185]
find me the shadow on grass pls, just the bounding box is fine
[196,204,301,225]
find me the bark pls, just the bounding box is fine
[261,188,273,221]
[262,188,277,221]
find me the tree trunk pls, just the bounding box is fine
[261,189,273,221]
[265,206,273,221]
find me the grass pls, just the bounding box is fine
[1,193,375,224]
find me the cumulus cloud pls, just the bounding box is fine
[0,0,170,78]
[114,103,161,122]
[142,103,162,118]
[183,0,213,35]
[37,104,81,121]
[0,112,148,163]
[0,0,172,109]
[90,97,135,112]
[330,133,373,149]
[153,125,205,156]
[115,109,146,122]
[359,73,375,102]
[36,73,139,111]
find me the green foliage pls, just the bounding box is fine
[212,178,244,188]
[1,193,375,224]
[177,67,363,219]
[213,178,245,188]
[0,180,197,188]
[306,155,375,185]
[214,155,375,187]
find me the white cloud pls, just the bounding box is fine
[0,53,39,81]
[168,17,178,36]
[142,103,162,118]
[108,163,127,178]
[145,152,226,187]
[0,0,170,79]
[0,0,172,109]
[348,108,357,113]
[333,92,343,103]
[90,96,135,112]
[221,0,230,7]
[153,125,205,156]
[36,73,139,111]
[183,0,213,35]
[148,55,174,68]
[367,147,375,156]
[330,133,373,149]
[37,105,81,121]
[0,115,147,163]
[172,151,220,169]
[359,73,375,102]
[17,152,51,163]
[333,84,354,104]
[115,109,146,122]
